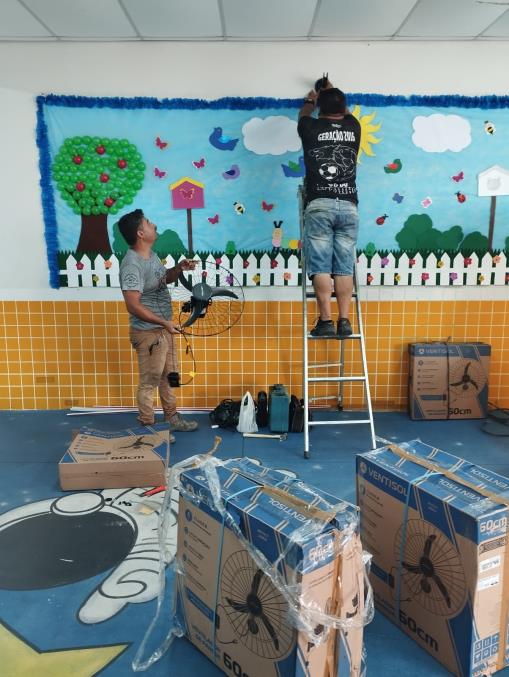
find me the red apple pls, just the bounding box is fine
[100,173,110,183]
[72,155,83,164]
[104,197,115,207]
[75,182,85,192]
[96,145,106,155]
[117,159,127,169]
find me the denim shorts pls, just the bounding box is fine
[303,198,359,277]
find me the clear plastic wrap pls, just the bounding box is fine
[133,440,374,675]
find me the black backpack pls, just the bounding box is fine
[209,399,241,430]
[289,395,306,433]
[256,391,268,427]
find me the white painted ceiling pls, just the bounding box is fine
[1,0,509,42]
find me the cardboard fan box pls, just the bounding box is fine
[59,424,169,490]
[176,457,367,677]
[356,439,509,677]
[408,342,490,420]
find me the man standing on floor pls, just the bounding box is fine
[118,208,198,434]
[298,78,361,338]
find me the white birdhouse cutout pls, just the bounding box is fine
[477,164,509,250]
[477,165,509,197]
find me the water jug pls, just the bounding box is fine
[268,384,290,433]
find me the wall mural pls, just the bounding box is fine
[36,94,509,288]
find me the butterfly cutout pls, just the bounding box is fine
[154,167,166,178]
[180,187,195,199]
[193,158,205,169]
[262,201,274,211]
[452,171,464,183]
[392,193,404,204]
[155,136,168,149]
[208,214,219,224]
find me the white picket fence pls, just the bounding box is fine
[60,251,509,287]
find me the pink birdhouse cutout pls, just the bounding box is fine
[169,176,205,254]
[170,177,204,210]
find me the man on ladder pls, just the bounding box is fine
[297,75,376,457]
[297,76,361,338]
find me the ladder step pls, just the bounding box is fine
[309,362,343,369]
[308,376,366,383]
[308,419,373,426]
[309,395,340,402]
[307,333,362,340]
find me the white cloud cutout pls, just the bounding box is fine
[412,114,471,153]
[242,116,301,155]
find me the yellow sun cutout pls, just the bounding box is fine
[351,105,382,162]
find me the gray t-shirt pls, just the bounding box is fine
[119,249,172,330]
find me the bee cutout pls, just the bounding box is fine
[233,202,245,215]
[484,120,495,135]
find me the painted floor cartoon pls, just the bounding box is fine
[1,410,509,676]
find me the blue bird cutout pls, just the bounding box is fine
[281,156,305,178]
[222,164,240,180]
[209,126,239,151]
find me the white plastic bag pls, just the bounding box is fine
[236,391,258,433]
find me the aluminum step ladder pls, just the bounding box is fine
[299,186,376,459]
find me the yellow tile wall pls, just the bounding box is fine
[0,299,507,411]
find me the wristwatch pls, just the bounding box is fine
[303,98,315,105]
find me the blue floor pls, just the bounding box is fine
[0,409,508,677]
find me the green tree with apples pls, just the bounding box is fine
[52,136,145,254]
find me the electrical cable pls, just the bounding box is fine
[154,266,198,387]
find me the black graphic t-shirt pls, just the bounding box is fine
[297,114,361,205]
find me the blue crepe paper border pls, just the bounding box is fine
[35,92,509,288]
[36,97,60,289]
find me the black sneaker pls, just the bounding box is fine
[337,318,353,337]
[310,319,336,337]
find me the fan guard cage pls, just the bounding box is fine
[220,550,295,659]
[171,262,244,337]
[394,518,467,616]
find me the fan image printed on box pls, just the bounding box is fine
[408,342,490,420]
[176,457,368,677]
[58,424,170,490]
[356,440,509,677]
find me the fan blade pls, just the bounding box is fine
[226,598,250,614]
[464,362,471,376]
[247,616,259,635]
[423,534,436,558]
[470,378,478,390]
[432,574,452,608]
[181,299,209,328]
[178,272,194,292]
[250,569,263,595]
[260,612,280,650]
[450,380,463,387]
[210,287,240,300]
[402,561,421,574]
